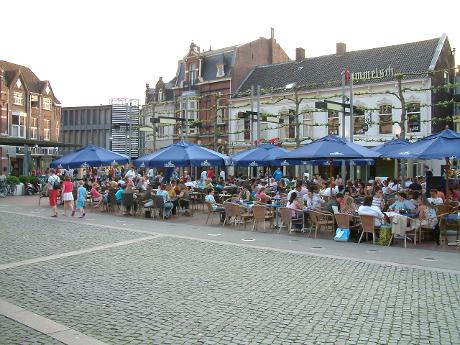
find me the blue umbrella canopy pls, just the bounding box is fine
[230,144,296,167]
[371,138,410,155]
[277,135,381,161]
[383,129,460,159]
[50,145,129,169]
[304,159,375,166]
[134,141,230,168]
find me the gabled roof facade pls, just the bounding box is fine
[0,60,61,104]
[235,37,446,97]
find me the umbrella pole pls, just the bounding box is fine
[329,159,333,191]
[445,157,450,201]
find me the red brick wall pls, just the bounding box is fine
[231,37,290,93]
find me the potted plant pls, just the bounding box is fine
[6,176,22,195]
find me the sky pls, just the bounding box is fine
[2,0,458,107]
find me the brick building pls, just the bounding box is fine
[144,29,290,153]
[0,60,62,176]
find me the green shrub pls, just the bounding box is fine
[18,176,29,184]
[29,176,39,184]
[378,225,392,246]
[6,176,20,184]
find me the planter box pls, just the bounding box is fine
[14,183,24,196]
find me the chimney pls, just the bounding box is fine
[295,47,305,62]
[336,42,346,56]
[270,27,274,39]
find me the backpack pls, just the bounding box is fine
[52,177,61,190]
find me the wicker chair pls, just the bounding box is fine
[279,207,303,234]
[205,202,224,225]
[233,204,252,230]
[358,215,377,245]
[308,210,334,238]
[252,205,274,232]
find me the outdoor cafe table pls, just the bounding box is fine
[266,197,287,231]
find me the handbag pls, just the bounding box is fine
[334,228,350,242]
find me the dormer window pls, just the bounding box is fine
[158,89,164,102]
[189,64,197,85]
[216,64,225,78]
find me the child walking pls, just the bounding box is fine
[76,180,86,218]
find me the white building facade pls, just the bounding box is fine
[230,35,455,178]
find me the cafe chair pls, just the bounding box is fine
[279,207,303,234]
[121,193,134,215]
[152,195,166,220]
[334,213,360,240]
[223,202,236,226]
[308,210,334,238]
[252,205,274,232]
[107,190,119,214]
[205,202,224,225]
[233,204,252,230]
[358,215,377,245]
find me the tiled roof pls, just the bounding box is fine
[0,60,61,104]
[235,37,442,97]
[174,46,237,86]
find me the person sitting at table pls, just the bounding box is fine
[321,182,338,197]
[115,184,126,206]
[203,178,214,191]
[436,186,446,203]
[448,186,459,202]
[408,177,423,192]
[215,177,225,193]
[90,183,103,208]
[255,186,271,203]
[177,184,191,215]
[388,192,416,212]
[372,187,384,210]
[157,184,173,218]
[303,188,323,210]
[358,195,385,226]
[427,189,444,206]
[324,193,344,214]
[277,178,287,195]
[417,195,439,244]
[205,189,225,222]
[341,195,357,215]
[286,191,302,217]
[238,186,252,202]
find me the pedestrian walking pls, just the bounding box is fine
[48,168,60,217]
[76,180,86,218]
[62,175,75,216]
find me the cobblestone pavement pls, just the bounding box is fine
[0,213,147,264]
[1,211,460,344]
[0,315,64,344]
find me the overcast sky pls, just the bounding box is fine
[3,0,458,107]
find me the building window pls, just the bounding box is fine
[243,117,250,140]
[30,117,38,139]
[216,98,225,124]
[43,97,52,110]
[158,125,165,138]
[189,64,196,85]
[407,103,420,133]
[328,110,339,135]
[158,89,164,102]
[181,99,198,121]
[288,109,296,139]
[44,119,51,140]
[31,94,39,108]
[14,92,24,106]
[216,64,224,78]
[11,112,26,137]
[353,107,366,135]
[303,112,313,139]
[379,105,393,134]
